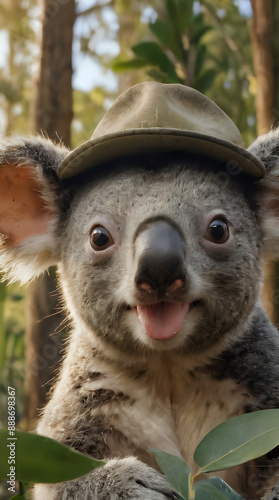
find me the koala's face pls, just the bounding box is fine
[59,154,262,355]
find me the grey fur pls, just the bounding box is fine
[1,131,279,499]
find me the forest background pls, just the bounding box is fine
[0,0,279,497]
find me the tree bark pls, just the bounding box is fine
[30,0,75,145]
[250,0,275,134]
[24,0,75,428]
[23,270,66,429]
[250,0,276,323]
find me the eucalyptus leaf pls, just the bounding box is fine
[165,0,193,36]
[132,42,178,82]
[190,13,212,44]
[9,495,25,500]
[195,68,217,93]
[0,429,104,483]
[112,58,148,72]
[150,449,190,498]
[194,409,279,474]
[149,19,184,62]
[194,477,245,500]
[165,0,178,28]
[176,0,194,35]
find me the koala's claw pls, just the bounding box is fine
[135,479,180,500]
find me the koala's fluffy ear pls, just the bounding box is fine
[0,137,69,283]
[248,129,279,257]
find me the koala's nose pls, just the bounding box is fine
[134,220,185,294]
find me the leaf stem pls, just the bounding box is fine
[188,473,195,500]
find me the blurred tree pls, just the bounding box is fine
[25,0,75,428]
[201,1,256,146]
[250,0,278,325]
[112,0,256,145]
[0,0,37,135]
[29,0,75,144]
[113,0,215,90]
[250,0,274,134]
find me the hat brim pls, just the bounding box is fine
[57,128,265,179]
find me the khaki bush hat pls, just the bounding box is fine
[57,81,265,179]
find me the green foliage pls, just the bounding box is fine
[1,410,279,499]
[194,477,244,500]
[132,41,180,83]
[112,0,256,145]
[0,429,104,484]
[0,0,37,135]
[152,409,279,499]
[112,0,215,91]
[194,409,279,473]
[150,449,190,499]
[72,89,106,148]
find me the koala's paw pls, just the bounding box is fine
[97,457,179,499]
[33,457,179,499]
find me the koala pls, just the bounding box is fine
[1,82,279,500]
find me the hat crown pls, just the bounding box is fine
[92,81,243,147]
[57,81,265,180]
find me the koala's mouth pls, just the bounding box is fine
[134,302,191,340]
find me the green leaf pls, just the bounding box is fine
[112,58,148,72]
[194,409,279,474]
[149,19,184,62]
[195,68,217,93]
[0,429,104,483]
[190,13,212,44]
[165,0,193,36]
[150,449,191,498]
[132,42,178,82]
[165,0,178,27]
[9,495,25,500]
[191,24,212,45]
[194,477,245,500]
[177,0,194,26]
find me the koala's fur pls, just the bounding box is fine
[1,130,279,499]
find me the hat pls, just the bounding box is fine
[57,81,265,179]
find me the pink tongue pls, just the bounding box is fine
[136,302,190,340]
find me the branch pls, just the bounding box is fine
[76,0,115,18]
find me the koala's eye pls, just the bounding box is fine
[90,226,114,251]
[204,219,229,244]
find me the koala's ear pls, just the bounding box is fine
[0,137,69,283]
[248,129,279,257]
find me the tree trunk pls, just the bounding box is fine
[250,0,275,134]
[24,0,75,428]
[23,270,66,428]
[30,0,75,144]
[250,0,276,323]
